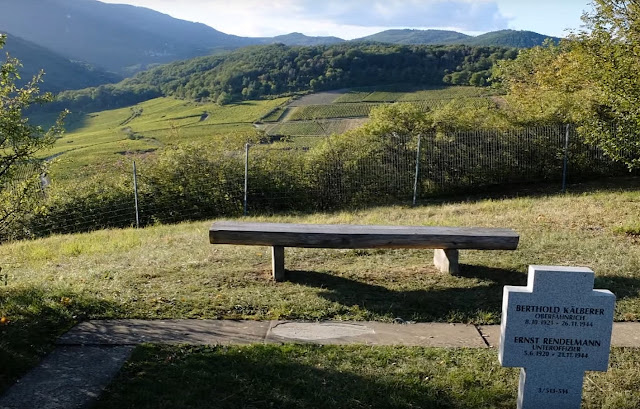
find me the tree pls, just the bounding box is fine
[0,34,66,238]
[216,91,232,106]
[493,1,640,169]
[569,0,640,169]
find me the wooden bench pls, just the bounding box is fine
[209,221,519,281]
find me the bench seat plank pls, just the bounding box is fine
[209,222,519,250]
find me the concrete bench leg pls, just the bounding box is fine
[272,246,285,281]
[433,249,459,275]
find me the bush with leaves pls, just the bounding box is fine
[0,34,66,241]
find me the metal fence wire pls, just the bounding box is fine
[3,124,631,241]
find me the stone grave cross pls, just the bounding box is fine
[499,265,615,409]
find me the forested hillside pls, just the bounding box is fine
[466,30,560,48]
[357,29,559,48]
[46,43,517,113]
[358,29,471,45]
[1,33,120,92]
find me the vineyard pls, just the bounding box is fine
[259,106,288,122]
[332,86,490,103]
[264,118,368,137]
[288,103,383,121]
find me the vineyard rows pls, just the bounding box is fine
[288,103,383,121]
[265,119,368,136]
[332,86,490,104]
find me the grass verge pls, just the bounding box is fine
[93,344,640,409]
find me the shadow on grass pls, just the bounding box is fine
[0,286,124,394]
[418,175,640,208]
[95,344,513,409]
[595,275,640,300]
[287,265,526,322]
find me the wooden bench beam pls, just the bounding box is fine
[210,222,519,281]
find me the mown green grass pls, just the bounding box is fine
[1,177,640,392]
[94,344,640,409]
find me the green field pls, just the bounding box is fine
[43,97,289,180]
[37,86,495,180]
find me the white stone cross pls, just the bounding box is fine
[499,265,615,409]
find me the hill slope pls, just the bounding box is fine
[0,0,256,75]
[264,33,345,46]
[357,29,471,45]
[466,30,560,47]
[1,33,120,92]
[44,43,515,113]
[357,29,559,47]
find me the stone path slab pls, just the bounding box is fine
[0,346,133,409]
[57,319,270,346]
[58,320,488,348]
[267,321,487,347]
[6,320,640,409]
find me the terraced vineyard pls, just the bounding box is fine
[43,97,289,180]
[333,86,490,103]
[264,118,368,137]
[288,103,383,121]
[260,106,288,122]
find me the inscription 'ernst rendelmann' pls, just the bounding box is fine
[513,337,601,352]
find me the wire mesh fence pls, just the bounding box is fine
[2,124,631,241]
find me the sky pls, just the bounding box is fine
[99,0,591,39]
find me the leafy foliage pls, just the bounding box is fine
[492,0,640,169]
[45,43,517,113]
[0,34,66,240]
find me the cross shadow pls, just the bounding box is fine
[287,265,526,322]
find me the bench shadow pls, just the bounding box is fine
[287,266,639,322]
[287,265,526,322]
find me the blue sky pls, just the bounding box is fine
[100,0,591,39]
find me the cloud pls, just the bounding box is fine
[297,0,510,31]
[99,0,511,37]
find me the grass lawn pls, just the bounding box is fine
[93,345,640,409]
[1,177,640,394]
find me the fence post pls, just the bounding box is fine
[244,143,250,216]
[413,134,422,206]
[133,161,140,228]
[562,124,570,193]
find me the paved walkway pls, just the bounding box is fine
[2,320,640,409]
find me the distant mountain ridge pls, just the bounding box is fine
[0,0,255,75]
[264,33,345,46]
[357,29,560,47]
[0,0,559,80]
[1,33,121,92]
